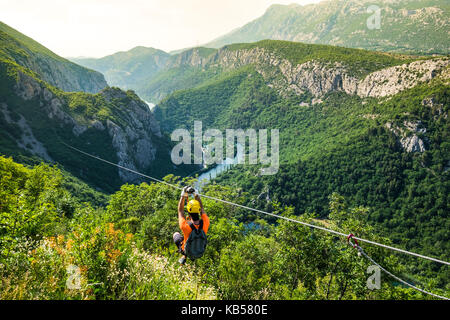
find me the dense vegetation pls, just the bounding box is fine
[0,46,186,193]
[205,0,450,55]
[1,155,445,299]
[155,65,450,289]
[0,22,107,93]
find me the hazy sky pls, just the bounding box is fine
[0,0,323,58]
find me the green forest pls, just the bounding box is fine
[155,67,450,292]
[1,155,445,299]
[0,1,449,302]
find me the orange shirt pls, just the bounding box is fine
[179,213,210,250]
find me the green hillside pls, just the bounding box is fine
[225,40,414,77]
[0,22,107,93]
[72,46,170,90]
[1,155,443,299]
[0,23,185,192]
[154,42,450,288]
[138,40,417,103]
[205,0,450,55]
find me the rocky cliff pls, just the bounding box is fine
[0,21,107,93]
[142,43,449,103]
[18,53,108,93]
[1,59,163,187]
[209,46,449,99]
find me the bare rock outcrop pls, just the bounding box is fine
[10,70,162,183]
[385,121,427,153]
[209,47,449,99]
[0,103,52,161]
[356,59,450,98]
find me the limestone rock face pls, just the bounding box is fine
[400,135,426,153]
[422,96,447,120]
[105,115,158,183]
[0,103,52,161]
[15,71,88,136]
[209,47,449,99]
[356,59,450,98]
[171,48,210,68]
[31,57,107,93]
[385,121,427,153]
[210,47,357,97]
[10,49,107,94]
[93,88,162,183]
[10,70,162,183]
[15,71,42,100]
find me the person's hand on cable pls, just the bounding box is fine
[180,186,190,198]
[186,186,196,195]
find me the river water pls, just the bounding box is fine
[195,143,244,191]
[146,98,243,191]
[144,101,156,111]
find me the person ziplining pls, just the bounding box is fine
[173,186,210,265]
[59,141,449,298]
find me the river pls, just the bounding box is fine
[146,97,243,191]
[195,143,244,191]
[144,101,156,111]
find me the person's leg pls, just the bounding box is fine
[173,232,186,265]
[173,232,183,253]
[178,256,186,265]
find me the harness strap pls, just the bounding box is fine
[188,219,203,233]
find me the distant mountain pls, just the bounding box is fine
[152,39,450,272]
[72,46,220,103]
[72,47,170,90]
[136,47,219,102]
[205,0,450,55]
[0,22,107,93]
[128,40,435,104]
[73,0,449,103]
[0,22,181,192]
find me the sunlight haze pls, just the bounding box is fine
[0,0,323,58]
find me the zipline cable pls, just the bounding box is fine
[60,141,450,266]
[355,245,449,300]
[61,142,450,299]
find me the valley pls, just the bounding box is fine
[0,0,448,300]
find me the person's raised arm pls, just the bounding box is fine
[194,193,206,215]
[178,187,188,221]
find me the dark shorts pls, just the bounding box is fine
[173,232,184,254]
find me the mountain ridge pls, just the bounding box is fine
[0,21,108,93]
[74,39,442,104]
[0,22,182,191]
[204,0,450,55]
[72,46,171,90]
